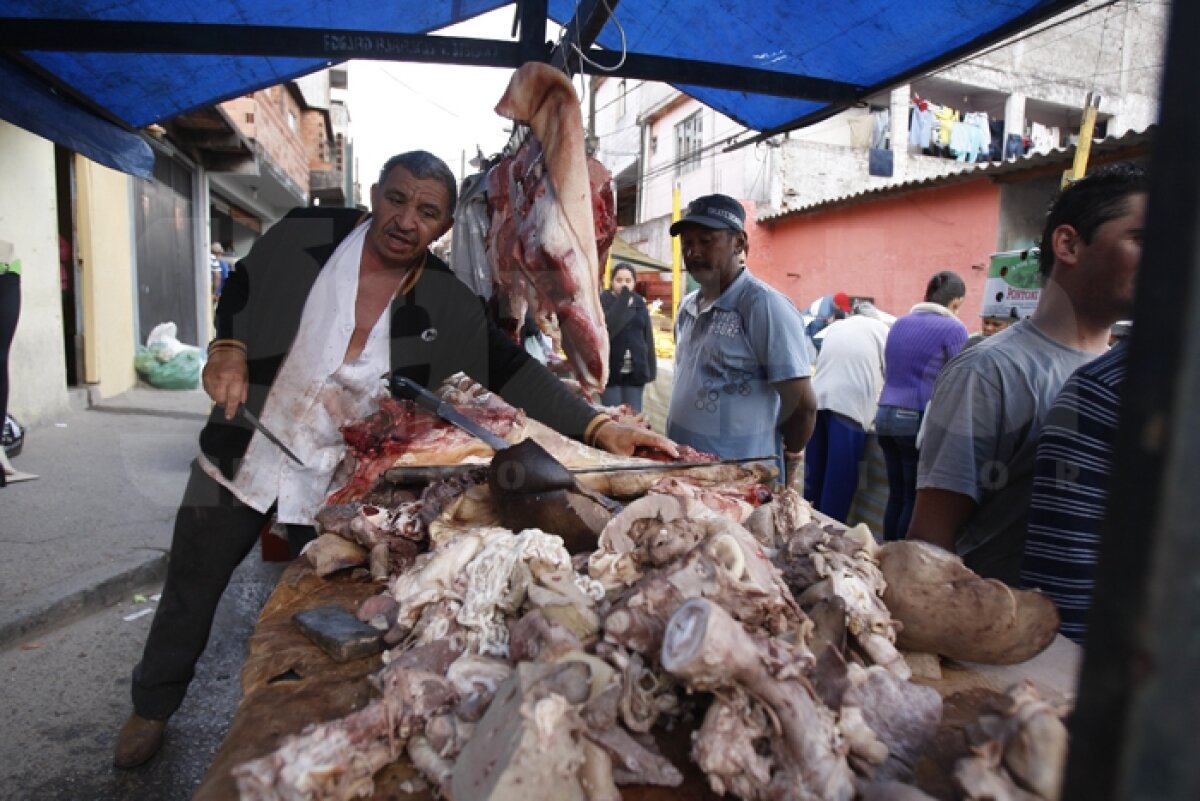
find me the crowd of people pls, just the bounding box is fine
[109,150,1143,768]
[652,167,1143,653]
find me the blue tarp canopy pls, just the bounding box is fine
[0,0,1086,177]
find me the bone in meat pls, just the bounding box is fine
[450,663,591,801]
[233,665,455,801]
[661,598,856,801]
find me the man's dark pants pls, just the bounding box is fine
[130,461,310,720]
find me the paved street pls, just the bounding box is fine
[0,386,286,798]
[0,547,284,800]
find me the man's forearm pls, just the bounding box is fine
[907,488,977,550]
[777,377,818,453]
[780,408,816,454]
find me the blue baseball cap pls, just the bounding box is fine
[669,194,746,236]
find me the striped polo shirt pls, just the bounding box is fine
[1020,340,1128,644]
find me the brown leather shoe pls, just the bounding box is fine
[113,713,167,769]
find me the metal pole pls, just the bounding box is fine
[671,185,682,319]
[1064,1,1200,798]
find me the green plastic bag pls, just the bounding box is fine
[150,350,202,390]
[135,347,202,390]
[133,346,159,377]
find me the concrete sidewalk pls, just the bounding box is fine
[0,384,213,649]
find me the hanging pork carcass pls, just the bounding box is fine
[486,62,616,396]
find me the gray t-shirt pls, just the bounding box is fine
[668,267,813,464]
[917,320,1095,584]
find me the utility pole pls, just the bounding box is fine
[1062,92,1103,187]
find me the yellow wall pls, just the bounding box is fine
[0,122,70,424]
[75,155,137,399]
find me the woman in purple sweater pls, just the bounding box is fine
[874,271,968,540]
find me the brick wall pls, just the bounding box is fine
[225,87,309,196]
[301,109,334,171]
[750,181,1000,319]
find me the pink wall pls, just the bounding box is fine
[748,181,1001,319]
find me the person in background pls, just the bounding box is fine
[600,262,656,412]
[806,292,852,352]
[519,310,553,364]
[1020,338,1128,644]
[0,240,37,486]
[803,301,890,521]
[872,270,968,540]
[666,194,817,488]
[114,151,676,770]
[964,310,1016,349]
[210,242,231,305]
[909,163,1146,584]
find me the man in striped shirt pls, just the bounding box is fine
[1021,340,1128,644]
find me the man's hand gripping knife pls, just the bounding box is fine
[204,339,249,420]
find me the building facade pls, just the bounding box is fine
[589,0,1165,318]
[4,67,359,424]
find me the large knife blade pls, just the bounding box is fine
[569,455,775,474]
[239,406,305,466]
[388,375,511,452]
[383,455,775,484]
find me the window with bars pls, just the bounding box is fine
[675,111,703,175]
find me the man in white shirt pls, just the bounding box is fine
[804,304,890,521]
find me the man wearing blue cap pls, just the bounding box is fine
[667,194,817,487]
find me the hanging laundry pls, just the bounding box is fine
[871,107,890,150]
[988,118,1005,160]
[1004,132,1025,159]
[1030,122,1060,154]
[956,112,991,163]
[848,115,874,148]
[949,113,973,161]
[934,105,957,147]
[909,103,933,149]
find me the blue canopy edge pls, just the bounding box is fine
[0,57,154,178]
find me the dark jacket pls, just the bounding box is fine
[201,206,597,478]
[600,288,657,387]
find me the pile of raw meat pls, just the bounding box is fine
[232,379,1067,801]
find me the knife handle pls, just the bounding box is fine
[388,374,444,415]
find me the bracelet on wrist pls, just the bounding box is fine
[207,338,247,356]
[583,414,608,443]
[586,418,614,447]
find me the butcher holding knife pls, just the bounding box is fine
[114,150,677,769]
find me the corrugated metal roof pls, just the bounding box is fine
[759,125,1155,224]
[610,236,670,272]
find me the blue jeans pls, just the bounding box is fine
[875,405,922,541]
[600,384,645,413]
[804,410,867,522]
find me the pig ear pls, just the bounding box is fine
[494,66,525,120]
